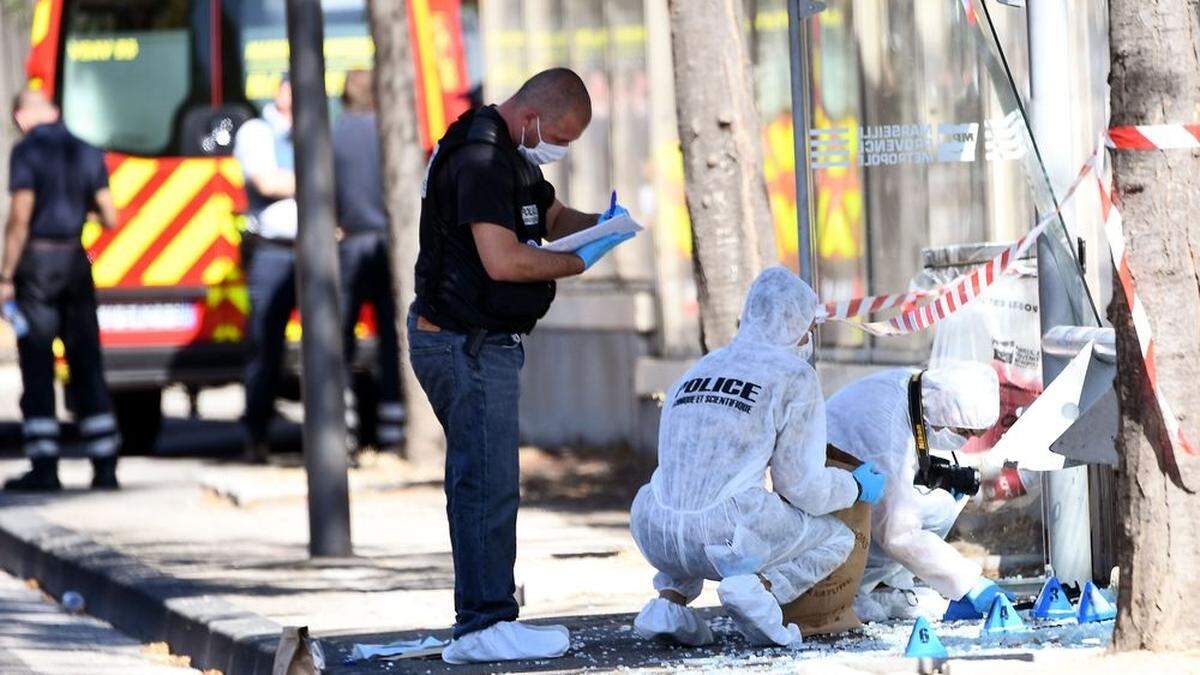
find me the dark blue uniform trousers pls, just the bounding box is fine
[243,239,296,443]
[15,244,119,457]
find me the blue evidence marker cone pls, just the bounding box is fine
[981,593,1026,635]
[942,597,982,621]
[1077,581,1117,623]
[1032,576,1075,620]
[904,616,949,659]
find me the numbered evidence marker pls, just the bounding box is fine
[942,596,982,621]
[904,616,949,659]
[1076,581,1117,623]
[1032,576,1076,620]
[981,594,1026,635]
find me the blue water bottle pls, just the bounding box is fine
[3,300,28,339]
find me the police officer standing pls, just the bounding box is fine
[410,68,636,665]
[2,89,122,491]
[332,69,404,453]
[234,77,297,463]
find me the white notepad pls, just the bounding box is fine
[537,212,643,253]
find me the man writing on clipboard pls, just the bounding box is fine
[408,67,636,665]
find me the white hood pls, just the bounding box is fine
[735,265,820,351]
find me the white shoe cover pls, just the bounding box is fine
[523,623,570,639]
[854,587,950,623]
[717,574,803,648]
[633,598,715,646]
[441,621,570,665]
[852,591,889,624]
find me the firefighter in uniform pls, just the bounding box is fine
[410,68,636,664]
[2,89,122,491]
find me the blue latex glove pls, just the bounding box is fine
[851,462,886,505]
[964,577,1002,614]
[575,231,636,270]
[599,189,630,223]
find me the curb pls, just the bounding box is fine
[0,507,280,674]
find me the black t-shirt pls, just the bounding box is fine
[8,122,108,240]
[415,106,556,333]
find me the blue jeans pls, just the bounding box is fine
[243,240,296,442]
[407,309,524,638]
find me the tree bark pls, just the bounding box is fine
[367,0,444,471]
[667,0,778,351]
[0,0,33,228]
[1108,0,1200,651]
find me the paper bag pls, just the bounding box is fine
[780,456,871,635]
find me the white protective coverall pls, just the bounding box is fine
[826,363,999,610]
[630,267,859,642]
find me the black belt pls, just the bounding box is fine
[341,228,387,240]
[247,233,295,249]
[421,312,516,359]
[27,238,83,251]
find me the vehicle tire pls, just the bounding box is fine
[112,388,164,456]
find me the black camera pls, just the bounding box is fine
[915,455,981,496]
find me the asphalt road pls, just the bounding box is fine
[0,568,199,674]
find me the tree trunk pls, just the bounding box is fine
[667,0,778,351]
[1,0,33,227]
[367,0,443,472]
[1108,0,1200,652]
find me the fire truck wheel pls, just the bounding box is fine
[112,389,164,456]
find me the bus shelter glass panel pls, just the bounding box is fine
[802,0,1099,577]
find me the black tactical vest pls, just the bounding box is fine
[415,107,556,334]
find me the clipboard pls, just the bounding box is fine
[538,212,642,253]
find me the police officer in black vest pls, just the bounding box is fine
[410,68,635,664]
[2,89,122,491]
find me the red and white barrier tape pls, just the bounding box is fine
[1095,146,1199,478]
[818,129,1197,479]
[1107,124,1200,150]
[820,156,1098,336]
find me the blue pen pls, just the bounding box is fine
[602,190,617,220]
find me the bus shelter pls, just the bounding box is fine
[787,0,1115,589]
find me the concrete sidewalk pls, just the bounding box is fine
[0,450,1196,674]
[0,448,685,672]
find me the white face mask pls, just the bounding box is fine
[518,116,568,165]
[795,332,814,360]
[927,427,969,451]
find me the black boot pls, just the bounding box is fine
[4,457,62,492]
[91,456,120,490]
[242,440,270,465]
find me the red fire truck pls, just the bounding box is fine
[24,0,473,452]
